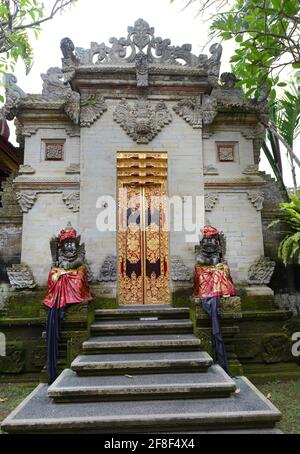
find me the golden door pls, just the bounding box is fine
[117,153,169,305]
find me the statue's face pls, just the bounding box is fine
[61,238,77,258]
[201,236,219,254]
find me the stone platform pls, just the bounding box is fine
[1,305,282,434]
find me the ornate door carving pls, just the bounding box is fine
[117,153,169,305]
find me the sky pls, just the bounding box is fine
[7,0,300,188]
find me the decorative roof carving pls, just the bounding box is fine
[62,191,80,212]
[62,18,222,75]
[16,191,37,213]
[80,93,107,127]
[248,191,264,211]
[113,97,172,143]
[3,74,27,120]
[173,95,217,128]
[205,193,219,211]
[7,263,36,290]
[41,67,68,99]
[248,256,276,285]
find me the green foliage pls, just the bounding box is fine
[0,1,76,78]
[268,195,300,265]
[175,0,300,98]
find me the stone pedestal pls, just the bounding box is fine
[192,296,244,376]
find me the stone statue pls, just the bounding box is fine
[196,226,226,266]
[193,225,237,373]
[43,222,92,383]
[60,37,75,59]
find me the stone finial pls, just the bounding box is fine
[113,98,172,143]
[248,256,276,285]
[135,52,148,87]
[3,74,27,120]
[67,18,222,76]
[7,264,36,290]
[220,72,237,89]
[60,37,76,59]
[98,255,117,282]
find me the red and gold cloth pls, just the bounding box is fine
[193,262,236,298]
[43,265,93,309]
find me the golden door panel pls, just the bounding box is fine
[117,152,169,305]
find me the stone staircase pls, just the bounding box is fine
[1,305,282,434]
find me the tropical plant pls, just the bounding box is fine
[262,75,300,197]
[0,0,77,101]
[172,0,300,100]
[268,194,300,265]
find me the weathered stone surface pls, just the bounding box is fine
[6,263,36,290]
[262,333,292,363]
[0,344,24,373]
[80,93,107,127]
[16,191,37,213]
[113,98,172,143]
[171,256,192,281]
[248,256,276,285]
[67,18,222,74]
[98,255,117,282]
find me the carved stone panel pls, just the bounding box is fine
[205,193,219,212]
[62,191,80,212]
[171,256,192,281]
[7,264,36,290]
[16,191,37,213]
[45,143,64,161]
[248,256,276,285]
[173,95,217,129]
[98,255,117,282]
[80,94,107,127]
[248,191,264,211]
[113,98,172,143]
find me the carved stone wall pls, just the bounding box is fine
[0,175,22,282]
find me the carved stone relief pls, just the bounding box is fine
[80,93,107,127]
[248,256,276,285]
[203,165,219,175]
[65,163,80,174]
[65,18,222,74]
[98,255,117,282]
[248,191,264,211]
[173,95,217,128]
[113,98,172,143]
[7,263,36,290]
[205,193,219,212]
[16,191,37,213]
[171,256,192,281]
[18,165,36,175]
[62,191,80,212]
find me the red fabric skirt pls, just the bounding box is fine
[193,262,236,299]
[43,265,93,309]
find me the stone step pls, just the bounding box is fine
[95,305,190,320]
[1,377,281,434]
[83,334,201,353]
[48,365,236,402]
[71,351,213,376]
[90,319,193,335]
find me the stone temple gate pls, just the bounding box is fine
[4,18,272,304]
